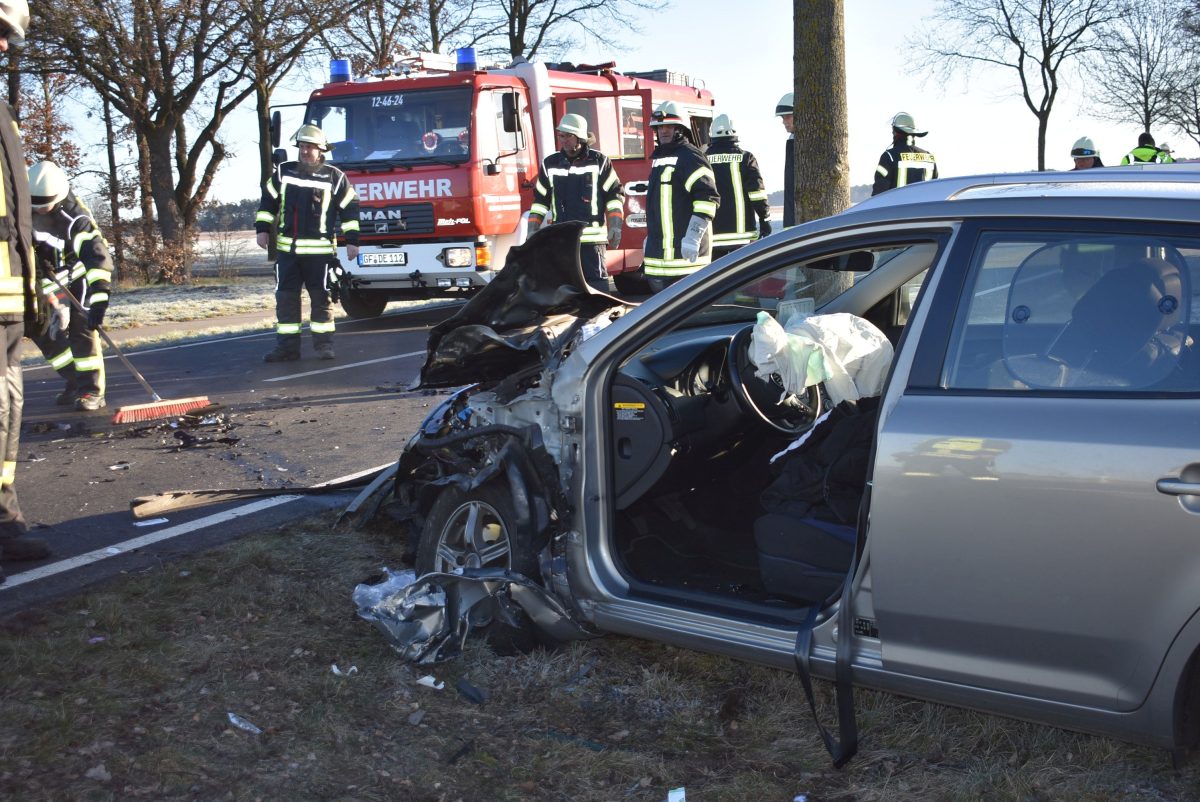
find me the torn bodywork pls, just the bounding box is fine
[354,568,597,663]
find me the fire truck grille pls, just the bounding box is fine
[360,203,436,236]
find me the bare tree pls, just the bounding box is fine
[1165,4,1200,149]
[243,0,367,192]
[1087,0,1188,135]
[794,0,849,224]
[409,0,481,53]
[20,72,82,171]
[32,0,266,279]
[318,0,421,75]
[472,0,660,61]
[912,0,1124,171]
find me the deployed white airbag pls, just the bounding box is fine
[750,311,893,405]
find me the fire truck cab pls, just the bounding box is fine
[294,52,714,318]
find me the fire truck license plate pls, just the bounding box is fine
[360,252,407,266]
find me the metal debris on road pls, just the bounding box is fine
[226,712,263,734]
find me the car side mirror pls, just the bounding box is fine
[270,110,281,149]
[272,148,287,166]
[483,162,501,176]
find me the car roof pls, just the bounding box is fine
[801,164,1200,237]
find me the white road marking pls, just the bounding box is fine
[0,461,397,591]
[263,350,425,382]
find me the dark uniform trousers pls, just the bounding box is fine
[274,252,335,354]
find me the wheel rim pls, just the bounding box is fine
[433,499,511,573]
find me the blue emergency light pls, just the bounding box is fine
[455,48,476,71]
[330,58,351,83]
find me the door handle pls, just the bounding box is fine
[1157,478,1200,496]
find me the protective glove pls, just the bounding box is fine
[87,300,107,330]
[525,214,544,240]
[759,219,773,239]
[326,262,346,305]
[680,215,707,262]
[606,215,623,250]
[48,298,69,339]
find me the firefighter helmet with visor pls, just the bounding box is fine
[711,114,736,138]
[1071,136,1098,158]
[556,113,589,140]
[292,124,330,152]
[651,101,689,129]
[775,92,793,117]
[28,161,69,210]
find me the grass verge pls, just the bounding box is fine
[1,516,1196,801]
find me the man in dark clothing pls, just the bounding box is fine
[0,0,52,578]
[776,92,796,227]
[256,124,360,362]
[706,114,771,258]
[527,113,624,293]
[30,160,113,412]
[642,101,720,294]
[1122,132,1174,164]
[872,112,938,196]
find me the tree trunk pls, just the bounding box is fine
[793,0,849,223]
[103,98,124,272]
[1036,113,1048,171]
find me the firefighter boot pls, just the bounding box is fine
[75,393,106,411]
[315,343,335,360]
[263,347,301,363]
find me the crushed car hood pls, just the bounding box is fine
[415,222,633,388]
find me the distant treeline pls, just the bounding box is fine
[197,198,259,232]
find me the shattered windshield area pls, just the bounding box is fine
[689,246,911,327]
[306,87,473,166]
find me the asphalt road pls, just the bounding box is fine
[0,302,464,614]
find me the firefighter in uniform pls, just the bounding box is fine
[1122,132,1174,164]
[29,161,113,412]
[255,124,360,362]
[526,113,624,293]
[775,92,796,227]
[872,112,938,196]
[0,0,52,574]
[643,101,720,293]
[706,114,771,258]
[30,247,74,405]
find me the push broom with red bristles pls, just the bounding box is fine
[46,273,213,424]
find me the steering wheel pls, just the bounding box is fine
[727,324,822,435]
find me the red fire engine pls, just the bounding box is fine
[279,51,714,318]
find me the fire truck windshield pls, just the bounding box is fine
[306,87,472,167]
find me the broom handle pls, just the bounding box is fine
[45,272,163,403]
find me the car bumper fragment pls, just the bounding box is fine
[353,567,595,663]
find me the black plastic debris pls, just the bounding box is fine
[455,678,488,705]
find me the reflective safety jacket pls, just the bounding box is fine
[706,138,770,248]
[32,193,112,308]
[1122,145,1174,164]
[872,137,938,196]
[0,102,35,323]
[643,138,720,278]
[529,147,623,243]
[255,160,360,256]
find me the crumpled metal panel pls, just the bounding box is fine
[415,222,631,389]
[353,567,595,663]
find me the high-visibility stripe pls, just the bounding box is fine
[659,166,675,261]
[748,189,768,201]
[310,320,335,333]
[75,355,103,372]
[277,322,302,334]
[876,165,888,177]
[48,348,73,369]
[580,224,607,243]
[341,219,360,233]
[683,166,714,192]
[712,232,755,244]
[86,268,111,284]
[693,200,717,217]
[256,210,275,224]
[281,174,339,192]
[89,292,109,304]
[529,203,550,217]
[1,460,14,486]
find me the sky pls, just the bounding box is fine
[197,0,1161,202]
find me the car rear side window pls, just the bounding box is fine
[944,233,1199,392]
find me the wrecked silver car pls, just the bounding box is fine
[375,171,1200,764]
